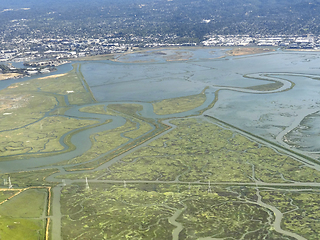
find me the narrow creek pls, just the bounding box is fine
[254,188,307,240]
[168,208,185,240]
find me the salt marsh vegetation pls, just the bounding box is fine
[152,88,207,115]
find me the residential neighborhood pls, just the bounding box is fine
[1,35,320,62]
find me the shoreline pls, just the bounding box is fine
[72,46,280,62]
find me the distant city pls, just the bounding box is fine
[0,34,319,62]
[2,0,320,62]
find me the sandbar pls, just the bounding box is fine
[37,73,68,80]
[227,47,275,56]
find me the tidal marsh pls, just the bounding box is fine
[0,116,97,158]
[60,183,289,240]
[101,118,320,184]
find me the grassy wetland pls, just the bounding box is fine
[0,188,48,240]
[60,183,297,240]
[259,190,320,239]
[152,88,207,115]
[100,118,320,184]
[0,116,97,158]
[0,63,99,161]
[0,63,100,239]
[1,48,320,240]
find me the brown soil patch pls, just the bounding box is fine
[0,73,22,81]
